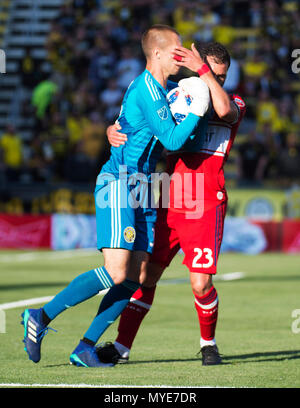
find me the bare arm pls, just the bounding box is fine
[173,44,238,123]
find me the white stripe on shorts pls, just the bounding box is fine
[117,180,121,247]
[110,180,122,248]
[110,181,114,247]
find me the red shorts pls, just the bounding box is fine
[150,202,227,274]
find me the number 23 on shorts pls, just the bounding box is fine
[192,248,214,269]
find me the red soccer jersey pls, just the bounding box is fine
[166,94,246,215]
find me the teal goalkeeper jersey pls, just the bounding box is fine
[100,69,206,179]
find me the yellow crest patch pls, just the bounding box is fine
[124,226,136,243]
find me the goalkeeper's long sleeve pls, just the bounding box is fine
[137,78,201,151]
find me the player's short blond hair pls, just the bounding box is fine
[141,24,180,59]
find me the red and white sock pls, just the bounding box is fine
[114,285,156,357]
[193,286,219,348]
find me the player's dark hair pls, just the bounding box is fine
[141,24,180,58]
[198,42,231,67]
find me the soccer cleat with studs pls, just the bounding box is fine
[70,340,114,367]
[96,342,129,364]
[199,345,222,366]
[21,308,56,363]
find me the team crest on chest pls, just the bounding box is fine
[124,226,136,243]
[157,105,168,120]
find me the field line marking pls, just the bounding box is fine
[0,383,231,388]
[214,272,245,281]
[0,273,245,311]
[0,296,54,310]
[159,272,246,285]
[0,249,95,263]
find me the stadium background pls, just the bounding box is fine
[0,0,300,390]
[0,0,299,253]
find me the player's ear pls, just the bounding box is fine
[153,47,160,60]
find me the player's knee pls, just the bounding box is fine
[103,265,127,285]
[108,270,127,285]
[190,274,212,297]
[103,248,131,284]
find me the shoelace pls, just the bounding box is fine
[196,346,222,357]
[37,326,57,341]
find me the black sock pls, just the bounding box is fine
[42,309,51,326]
[82,337,96,347]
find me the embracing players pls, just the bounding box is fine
[21,25,211,367]
[98,41,246,366]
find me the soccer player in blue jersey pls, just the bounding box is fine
[97,41,244,366]
[21,25,210,367]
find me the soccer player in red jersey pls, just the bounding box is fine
[98,42,246,366]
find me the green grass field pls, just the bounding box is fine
[0,249,300,388]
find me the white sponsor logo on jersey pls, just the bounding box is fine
[199,125,231,157]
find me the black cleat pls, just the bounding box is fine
[96,342,129,364]
[199,345,222,366]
